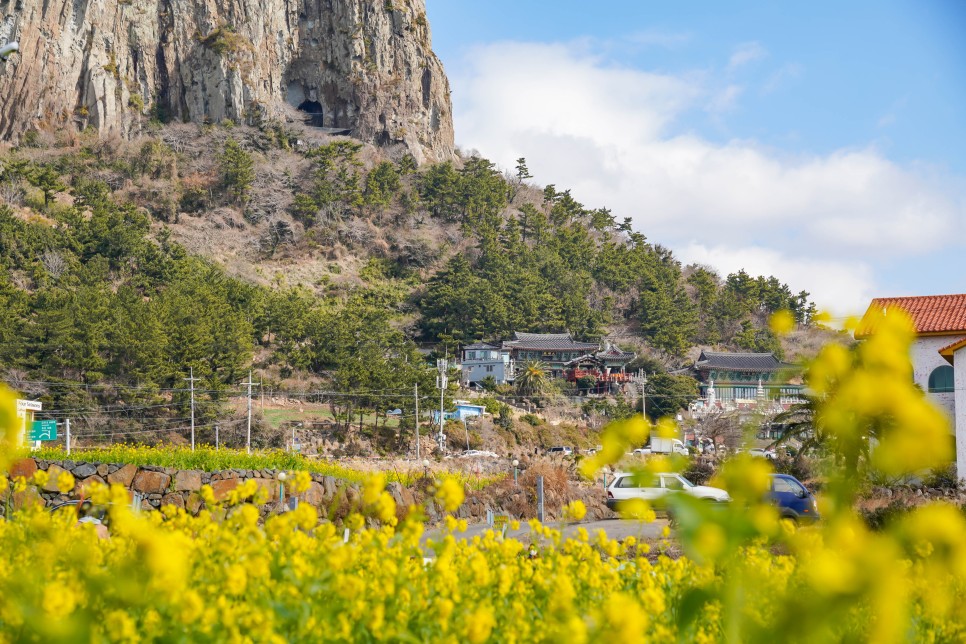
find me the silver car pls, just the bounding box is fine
[606,472,730,511]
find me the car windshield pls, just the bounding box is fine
[677,475,695,488]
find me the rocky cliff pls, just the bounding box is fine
[0,0,454,163]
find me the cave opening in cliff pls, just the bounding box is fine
[298,99,324,126]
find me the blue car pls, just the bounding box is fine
[769,474,820,523]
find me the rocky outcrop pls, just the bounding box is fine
[0,0,454,163]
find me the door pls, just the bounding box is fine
[611,474,663,502]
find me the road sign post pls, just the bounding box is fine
[29,419,58,441]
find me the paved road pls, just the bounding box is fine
[422,517,669,550]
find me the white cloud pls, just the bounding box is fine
[677,244,876,318]
[728,42,767,71]
[450,40,966,314]
[707,84,744,113]
[760,63,803,94]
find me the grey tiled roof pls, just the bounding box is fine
[504,332,600,351]
[598,346,635,359]
[463,342,498,350]
[694,351,783,372]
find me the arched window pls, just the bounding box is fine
[928,365,955,393]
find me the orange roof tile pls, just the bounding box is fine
[855,294,966,338]
[939,336,966,365]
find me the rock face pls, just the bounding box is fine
[0,0,454,163]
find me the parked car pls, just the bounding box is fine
[606,472,730,511]
[546,446,574,456]
[749,448,777,460]
[768,474,820,523]
[456,450,500,459]
[631,447,651,456]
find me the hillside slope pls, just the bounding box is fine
[0,121,828,449]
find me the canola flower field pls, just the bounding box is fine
[28,444,498,490]
[2,309,966,642]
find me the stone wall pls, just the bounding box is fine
[5,458,613,524]
[4,458,488,524]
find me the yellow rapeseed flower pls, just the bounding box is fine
[435,477,464,513]
[769,309,796,335]
[56,470,75,494]
[563,500,587,522]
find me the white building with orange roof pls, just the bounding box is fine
[857,294,966,478]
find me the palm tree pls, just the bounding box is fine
[770,395,825,455]
[515,361,549,397]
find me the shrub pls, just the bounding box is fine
[218,138,255,204]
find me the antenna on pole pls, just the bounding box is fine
[633,369,648,419]
[242,370,257,454]
[184,367,200,451]
[414,382,421,460]
[436,359,448,452]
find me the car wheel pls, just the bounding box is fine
[779,515,798,532]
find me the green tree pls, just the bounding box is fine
[516,361,549,397]
[644,373,698,420]
[364,161,401,209]
[29,165,65,207]
[639,282,697,357]
[218,139,255,204]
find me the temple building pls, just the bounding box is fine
[460,333,636,387]
[690,351,803,412]
[501,332,603,378]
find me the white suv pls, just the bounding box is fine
[606,472,730,511]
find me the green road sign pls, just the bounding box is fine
[30,419,58,441]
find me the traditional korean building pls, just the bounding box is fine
[562,343,637,394]
[691,351,802,412]
[502,332,601,378]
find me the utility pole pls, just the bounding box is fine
[243,371,256,454]
[215,424,219,450]
[185,367,200,451]
[414,382,421,460]
[436,359,448,451]
[65,418,71,456]
[633,369,648,419]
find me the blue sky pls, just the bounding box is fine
[425,1,966,316]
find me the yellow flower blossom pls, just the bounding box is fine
[435,477,464,513]
[465,605,495,644]
[31,470,49,488]
[769,309,796,335]
[563,500,587,522]
[55,470,75,494]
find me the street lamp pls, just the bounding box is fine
[277,471,288,509]
[0,42,18,61]
[512,459,519,486]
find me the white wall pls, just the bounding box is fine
[954,345,966,481]
[461,362,510,384]
[911,336,957,419]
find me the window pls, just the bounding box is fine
[485,365,494,373]
[466,351,476,360]
[616,475,657,488]
[772,476,805,496]
[928,365,954,393]
[662,476,684,491]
